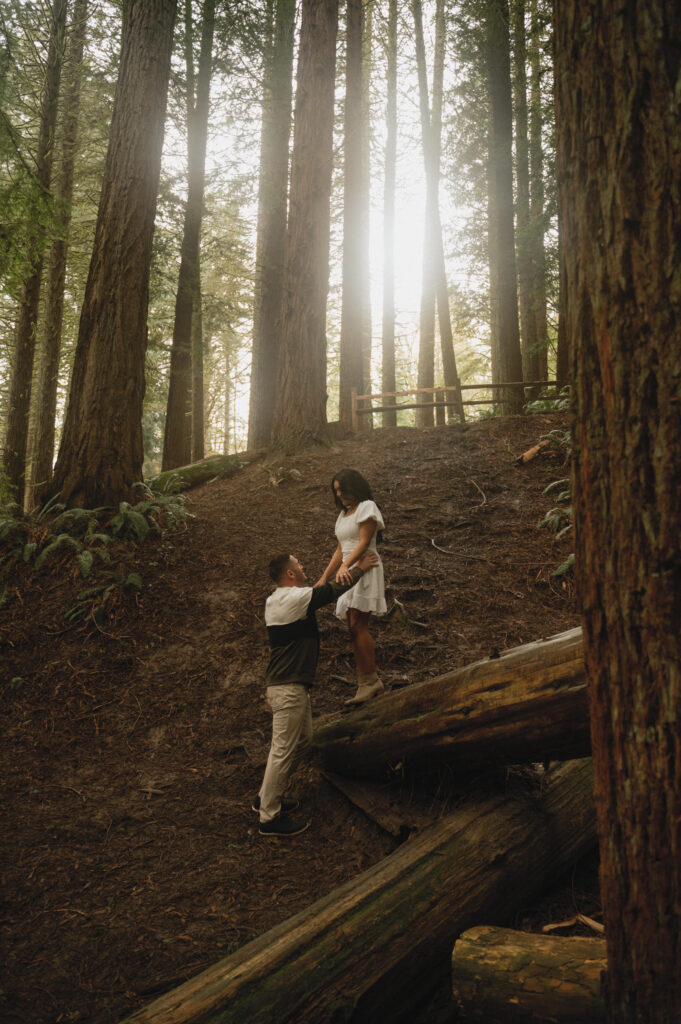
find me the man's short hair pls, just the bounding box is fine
[269,553,292,583]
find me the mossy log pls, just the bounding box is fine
[452,925,606,1023]
[312,627,588,779]
[121,759,595,1024]
[147,453,259,493]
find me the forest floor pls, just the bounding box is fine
[1,413,600,1024]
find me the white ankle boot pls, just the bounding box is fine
[344,673,385,706]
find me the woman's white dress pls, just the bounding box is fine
[334,499,387,621]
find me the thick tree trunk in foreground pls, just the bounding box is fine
[247,0,295,449]
[486,0,523,413]
[3,0,67,508]
[271,0,339,448]
[452,926,606,1023]
[162,0,215,471]
[554,3,681,1021]
[51,0,176,508]
[313,626,588,779]
[29,0,88,510]
[123,759,595,1024]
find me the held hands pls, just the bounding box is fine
[355,550,379,573]
[334,551,378,584]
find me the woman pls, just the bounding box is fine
[316,469,387,705]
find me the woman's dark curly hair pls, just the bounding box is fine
[331,469,374,510]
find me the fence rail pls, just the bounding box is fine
[350,382,561,431]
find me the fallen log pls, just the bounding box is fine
[121,759,595,1024]
[147,452,260,493]
[312,627,588,779]
[452,925,606,1023]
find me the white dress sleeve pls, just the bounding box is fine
[355,500,384,531]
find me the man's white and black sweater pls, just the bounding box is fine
[264,567,365,688]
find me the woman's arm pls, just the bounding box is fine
[314,542,344,587]
[335,520,376,584]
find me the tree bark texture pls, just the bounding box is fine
[51,0,177,508]
[512,0,539,384]
[381,0,397,428]
[312,627,589,779]
[339,0,369,426]
[555,210,569,387]
[452,926,606,1023]
[29,0,88,510]
[162,0,215,471]
[3,0,68,508]
[190,267,204,462]
[486,0,523,413]
[553,3,681,1021]
[528,0,548,380]
[271,0,339,448]
[122,759,596,1024]
[248,0,295,450]
[412,0,436,427]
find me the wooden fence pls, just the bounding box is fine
[350,381,561,431]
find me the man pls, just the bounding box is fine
[255,549,379,837]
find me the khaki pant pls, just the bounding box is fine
[259,684,313,822]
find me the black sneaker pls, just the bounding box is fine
[252,795,300,814]
[259,812,309,837]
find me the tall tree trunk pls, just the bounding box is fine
[432,0,465,424]
[248,0,295,449]
[271,0,339,447]
[413,0,464,427]
[412,0,436,427]
[339,0,367,426]
[486,0,523,413]
[512,0,538,383]
[222,340,231,455]
[360,0,372,416]
[29,0,88,510]
[191,266,204,461]
[555,212,569,387]
[51,0,177,508]
[2,0,68,508]
[528,0,547,379]
[381,0,397,428]
[553,2,681,1020]
[162,0,215,471]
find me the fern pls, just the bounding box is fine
[34,534,83,570]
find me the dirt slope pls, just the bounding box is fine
[1,415,579,1024]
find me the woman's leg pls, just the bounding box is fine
[345,611,383,704]
[347,609,376,675]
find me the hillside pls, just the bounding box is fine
[1,414,581,1024]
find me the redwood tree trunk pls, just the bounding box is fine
[528,0,548,380]
[512,0,539,383]
[486,0,523,413]
[554,2,681,1020]
[2,0,67,508]
[338,0,367,426]
[381,0,397,428]
[247,0,295,450]
[51,0,177,508]
[271,0,339,447]
[29,0,88,509]
[162,0,214,471]
[412,0,436,428]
